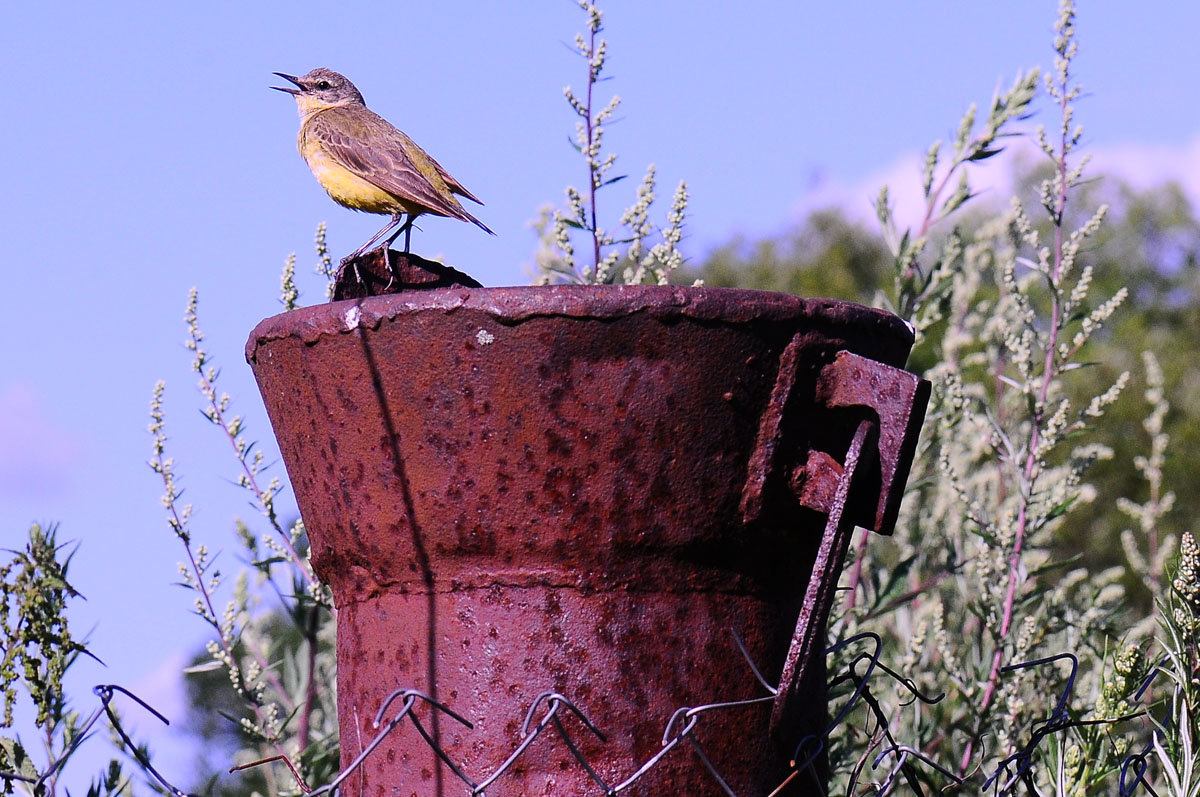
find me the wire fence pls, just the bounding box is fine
[250,629,805,797]
[0,631,944,797]
[1,636,1163,796]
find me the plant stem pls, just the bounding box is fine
[969,58,1073,770]
[844,530,871,611]
[154,458,297,737]
[585,23,601,274]
[198,371,316,590]
[43,721,57,797]
[918,163,960,242]
[297,605,320,752]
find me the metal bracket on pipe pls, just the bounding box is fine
[801,350,931,535]
[741,348,929,536]
[744,346,930,751]
[770,418,876,747]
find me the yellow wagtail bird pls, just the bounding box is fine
[273,68,493,260]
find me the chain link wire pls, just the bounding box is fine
[1,630,968,797]
[298,631,797,797]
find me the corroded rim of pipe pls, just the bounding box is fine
[246,285,913,361]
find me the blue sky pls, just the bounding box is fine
[3,0,1199,789]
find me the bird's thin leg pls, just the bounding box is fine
[380,214,402,291]
[383,215,416,254]
[380,216,418,295]
[401,220,424,254]
[347,214,403,262]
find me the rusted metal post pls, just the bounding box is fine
[247,285,928,794]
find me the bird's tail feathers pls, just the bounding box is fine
[462,208,495,236]
[453,184,485,206]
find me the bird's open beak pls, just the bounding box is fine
[272,72,303,95]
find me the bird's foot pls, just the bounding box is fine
[380,245,397,291]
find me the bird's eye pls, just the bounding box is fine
[317,80,331,90]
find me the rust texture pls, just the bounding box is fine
[246,285,922,794]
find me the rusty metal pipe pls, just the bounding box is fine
[247,285,925,794]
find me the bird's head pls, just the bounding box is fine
[272,68,365,116]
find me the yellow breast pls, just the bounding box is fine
[298,129,403,215]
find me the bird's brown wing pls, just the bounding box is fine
[309,107,472,222]
[428,154,484,206]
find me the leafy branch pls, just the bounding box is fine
[533,1,689,286]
